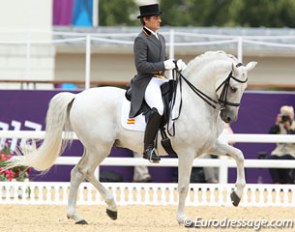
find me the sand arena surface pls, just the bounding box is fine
[0,205,294,232]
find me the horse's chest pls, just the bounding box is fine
[197,130,220,153]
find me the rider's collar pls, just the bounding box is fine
[143,26,159,39]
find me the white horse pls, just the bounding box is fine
[9,51,256,227]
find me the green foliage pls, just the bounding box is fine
[99,0,138,26]
[98,0,295,28]
[160,0,295,27]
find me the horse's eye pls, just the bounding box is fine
[231,86,237,93]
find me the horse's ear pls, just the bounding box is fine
[245,61,257,72]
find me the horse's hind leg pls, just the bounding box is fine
[86,169,118,220]
[66,149,89,224]
[85,148,117,220]
[67,147,116,224]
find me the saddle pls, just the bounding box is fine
[125,80,177,156]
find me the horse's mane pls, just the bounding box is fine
[184,51,238,78]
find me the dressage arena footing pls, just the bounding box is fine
[0,205,294,232]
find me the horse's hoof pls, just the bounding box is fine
[75,219,88,225]
[230,191,241,207]
[184,219,199,228]
[106,209,118,220]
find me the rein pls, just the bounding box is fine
[168,62,246,136]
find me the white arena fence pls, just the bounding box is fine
[1,181,295,207]
[1,29,295,89]
[1,130,295,207]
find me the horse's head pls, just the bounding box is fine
[182,51,257,124]
[216,57,257,123]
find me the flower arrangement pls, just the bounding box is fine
[0,144,30,182]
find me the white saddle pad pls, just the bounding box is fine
[121,98,175,132]
[121,98,146,131]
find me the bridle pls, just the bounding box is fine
[167,62,247,136]
[169,62,247,120]
[215,63,248,108]
[172,62,247,110]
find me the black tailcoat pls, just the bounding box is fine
[129,27,166,118]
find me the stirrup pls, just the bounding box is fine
[143,147,161,163]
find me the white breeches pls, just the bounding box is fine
[145,77,168,116]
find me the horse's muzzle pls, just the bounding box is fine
[220,109,236,123]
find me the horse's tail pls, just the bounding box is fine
[9,92,76,171]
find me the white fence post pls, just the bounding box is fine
[25,32,32,84]
[168,29,175,60]
[168,29,175,79]
[237,36,243,63]
[219,156,229,184]
[85,34,91,89]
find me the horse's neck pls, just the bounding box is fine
[178,61,222,126]
[180,75,220,121]
[182,64,217,103]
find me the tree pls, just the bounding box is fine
[98,0,295,28]
[235,0,295,27]
[160,0,295,27]
[99,0,138,26]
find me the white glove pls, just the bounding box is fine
[164,59,176,70]
[176,59,187,71]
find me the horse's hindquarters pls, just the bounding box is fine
[69,87,124,149]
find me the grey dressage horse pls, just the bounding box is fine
[8,51,257,226]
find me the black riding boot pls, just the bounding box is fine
[143,108,162,163]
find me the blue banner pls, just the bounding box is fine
[72,0,93,26]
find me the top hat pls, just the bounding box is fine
[137,4,162,18]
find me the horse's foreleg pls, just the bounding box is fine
[176,153,195,226]
[229,147,246,206]
[209,142,246,206]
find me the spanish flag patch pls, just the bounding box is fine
[127,118,135,124]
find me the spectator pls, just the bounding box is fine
[268,105,295,184]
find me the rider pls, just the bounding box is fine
[129,3,186,163]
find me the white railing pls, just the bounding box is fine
[1,29,295,89]
[1,130,295,206]
[0,181,294,207]
[1,131,295,182]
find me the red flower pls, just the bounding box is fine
[3,169,15,181]
[0,145,30,182]
[1,154,11,161]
